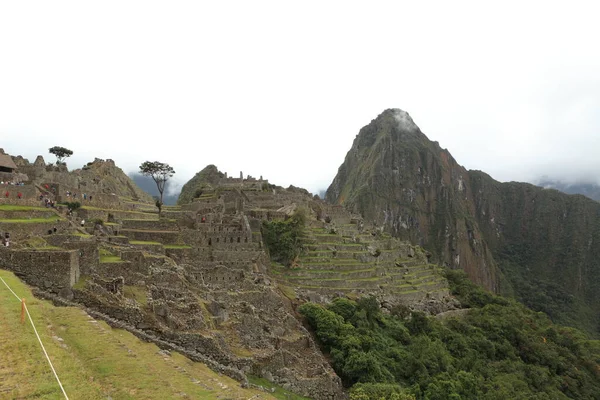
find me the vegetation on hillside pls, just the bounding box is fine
[262,208,307,266]
[299,269,600,399]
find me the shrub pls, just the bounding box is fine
[64,201,81,211]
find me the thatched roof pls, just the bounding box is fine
[0,154,17,170]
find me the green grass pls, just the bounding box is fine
[129,240,162,245]
[80,206,155,216]
[21,246,64,251]
[163,244,192,249]
[278,285,297,300]
[0,204,49,211]
[99,255,124,263]
[98,248,124,263]
[248,376,311,400]
[123,285,148,306]
[0,216,64,223]
[71,232,92,237]
[0,270,273,399]
[73,275,90,290]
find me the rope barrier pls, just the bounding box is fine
[0,275,70,400]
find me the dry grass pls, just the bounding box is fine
[0,269,275,399]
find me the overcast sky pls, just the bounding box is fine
[1,1,599,195]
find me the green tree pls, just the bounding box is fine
[139,161,175,208]
[48,146,73,165]
[261,208,307,266]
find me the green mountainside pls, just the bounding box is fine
[326,109,600,336]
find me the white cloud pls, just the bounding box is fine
[1,0,599,193]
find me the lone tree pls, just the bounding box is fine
[139,161,175,208]
[49,146,73,165]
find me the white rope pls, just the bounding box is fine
[0,275,70,400]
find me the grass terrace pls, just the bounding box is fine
[0,216,64,223]
[129,240,162,245]
[0,270,273,399]
[99,248,124,263]
[163,244,192,249]
[0,205,49,211]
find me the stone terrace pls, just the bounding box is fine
[271,205,450,304]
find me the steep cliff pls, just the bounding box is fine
[327,109,600,335]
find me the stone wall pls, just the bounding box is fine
[0,209,56,219]
[0,172,29,184]
[0,220,71,239]
[77,208,158,222]
[181,230,250,247]
[61,241,99,276]
[121,219,179,230]
[121,230,182,244]
[0,184,39,200]
[0,247,79,295]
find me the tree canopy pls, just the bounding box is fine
[138,161,175,206]
[299,271,600,399]
[48,146,73,165]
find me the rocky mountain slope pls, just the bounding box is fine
[177,164,226,205]
[9,151,154,203]
[326,109,600,336]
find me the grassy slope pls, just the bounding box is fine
[0,270,275,400]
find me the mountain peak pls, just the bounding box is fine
[375,108,420,133]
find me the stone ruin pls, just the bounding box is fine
[0,158,456,399]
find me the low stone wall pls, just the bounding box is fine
[103,236,130,244]
[121,229,182,245]
[121,219,179,230]
[130,242,165,254]
[212,249,264,262]
[0,220,71,239]
[164,247,210,264]
[0,209,57,219]
[96,260,135,281]
[0,247,79,295]
[61,241,99,276]
[0,184,38,200]
[77,208,158,222]
[201,265,245,285]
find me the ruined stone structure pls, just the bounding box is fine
[0,156,455,399]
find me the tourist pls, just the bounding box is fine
[4,191,8,198]
[17,192,22,199]
[80,219,85,227]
